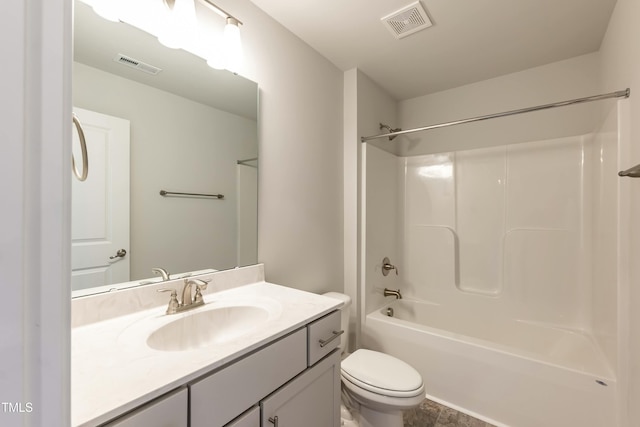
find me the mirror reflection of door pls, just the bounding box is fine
[71,107,130,291]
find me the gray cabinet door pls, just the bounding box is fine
[261,350,341,427]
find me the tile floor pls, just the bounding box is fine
[403,398,497,427]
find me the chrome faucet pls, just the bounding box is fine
[383,288,402,299]
[152,267,170,281]
[158,278,209,315]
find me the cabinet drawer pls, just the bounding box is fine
[190,328,307,427]
[103,387,187,427]
[307,310,342,366]
[226,406,259,427]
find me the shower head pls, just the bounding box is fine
[380,123,402,140]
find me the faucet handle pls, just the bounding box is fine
[382,257,399,276]
[194,286,205,304]
[157,288,179,314]
[192,280,208,304]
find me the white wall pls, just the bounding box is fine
[344,69,397,346]
[73,62,257,280]
[345,70,398,344]
[0,0,72,424]
[397,53,602,156]
[362,144,400,315]
[599,0,640,425]
[343,69,360,348]
[219,0,345,294]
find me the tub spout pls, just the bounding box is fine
[383,288,402,299]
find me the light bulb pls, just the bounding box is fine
[92,0,122,22]
[223,17,243,73]
[158,0,198,49]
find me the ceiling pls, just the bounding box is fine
[249,0,618,100]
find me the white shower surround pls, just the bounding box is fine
[360,101,627,426]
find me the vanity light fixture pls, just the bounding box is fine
[85,0,244,74]
[163,0,244,73]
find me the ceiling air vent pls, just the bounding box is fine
[381,1,432,39]
[113,54,162,75]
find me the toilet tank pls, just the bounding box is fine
[322,292,351,354]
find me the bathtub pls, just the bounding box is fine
[362,299,616,427]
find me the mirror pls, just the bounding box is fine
[72,1,258,296]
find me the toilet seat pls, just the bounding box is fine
[341,349,424,398]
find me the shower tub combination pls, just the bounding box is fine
[359,95,630,427]
[363,299,615,427]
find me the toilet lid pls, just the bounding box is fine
[341,349,423,398]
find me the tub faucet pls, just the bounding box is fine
[383,288,402,299]
[382,257,399,276]
[152,267,170,281]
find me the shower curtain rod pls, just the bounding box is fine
[360,88,630,142]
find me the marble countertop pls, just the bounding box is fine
[71,279,340,426]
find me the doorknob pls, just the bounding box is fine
[109,249,127,259]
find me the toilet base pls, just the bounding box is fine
[359,406,403,427]
[340,404,359,427]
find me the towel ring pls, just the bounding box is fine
[72,113,88,181]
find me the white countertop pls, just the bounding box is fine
[71,280,340,426]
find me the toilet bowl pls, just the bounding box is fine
[323,292,425,427]
[342,348,425,427]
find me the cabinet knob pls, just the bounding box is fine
[268,416,279,426]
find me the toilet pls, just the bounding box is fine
[323,292,425,427]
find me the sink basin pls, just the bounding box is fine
[116,293,282,353]
[146,305,270,352]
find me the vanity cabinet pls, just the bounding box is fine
[191,310,341,427]
[102,310,341,427]
[102,387,188,427]
[190,328,308,426]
